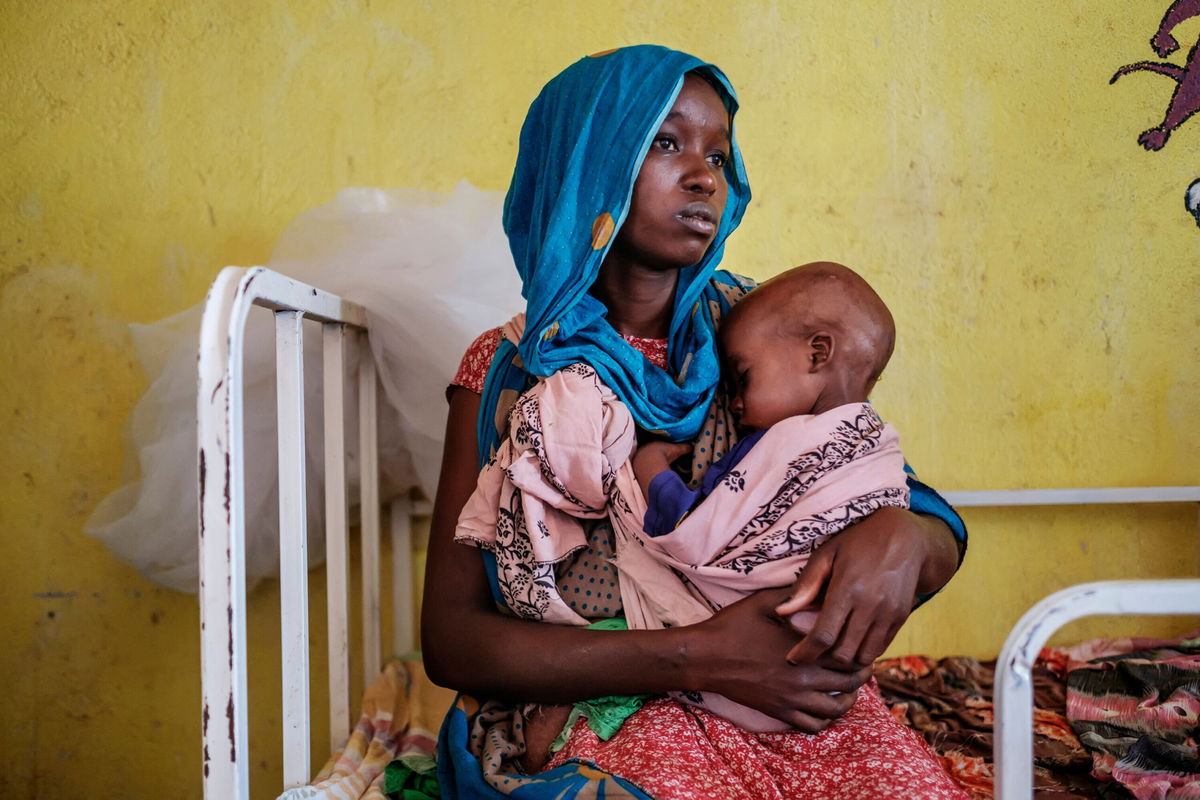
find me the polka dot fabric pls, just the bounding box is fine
[453,328,668,619]
[451,327,504,395]
[544,681,969,800]
[556,520,621,618]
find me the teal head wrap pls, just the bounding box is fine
[479,44,753,461]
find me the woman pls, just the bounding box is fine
[421,45,967,799]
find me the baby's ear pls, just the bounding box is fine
[808,332,833,371]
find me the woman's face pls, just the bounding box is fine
[608,74,732,271]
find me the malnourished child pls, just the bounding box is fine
[633,261,903,537]
[455,261,909,732]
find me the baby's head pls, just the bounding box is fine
[719,262,896,430]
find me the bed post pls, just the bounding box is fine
[323,322,352,753]
[276,310,312,787]
[198,267,254,800]
[359,334,382,686]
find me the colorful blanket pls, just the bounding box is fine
[455,362,908,730]
[276,661,455,800]
[873,654,1096,799]
[872,633,1200,799]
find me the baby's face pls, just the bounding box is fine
[720,306,825,431]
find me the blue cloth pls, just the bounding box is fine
[905,464,968,606]
[477,44,752,467]
[643,429,766,536]
[904,464,967,554]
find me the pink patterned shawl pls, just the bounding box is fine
[454,363,908,729]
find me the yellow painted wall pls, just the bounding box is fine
[2,2,1197,797]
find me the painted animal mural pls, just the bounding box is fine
[1110,0,1200,151]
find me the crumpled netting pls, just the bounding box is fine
[85,182,523,592]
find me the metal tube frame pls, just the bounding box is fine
[322,322,351,754]
[994,579,1200,800]
[199,266,370,799]
[943,487,1200,507]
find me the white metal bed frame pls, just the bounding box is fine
[196,267,1200,800]
[198,266,431,798]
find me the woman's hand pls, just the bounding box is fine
[774,507,959,669]
[686,588,870,732]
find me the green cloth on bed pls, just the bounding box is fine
[549,618,655,753]
[383,752,439,799]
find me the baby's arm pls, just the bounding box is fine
[631,441,692,501]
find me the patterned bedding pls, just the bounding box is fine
[872,634,1200,799]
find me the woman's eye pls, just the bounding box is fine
[707,152,728,168]
[653,136,678,151]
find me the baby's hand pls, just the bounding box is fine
[636,440,692,465]
[631,441,692,500]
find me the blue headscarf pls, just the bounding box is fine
[478,45,752,462]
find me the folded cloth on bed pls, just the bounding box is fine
[455,362,908,731]
[277,661,456,800]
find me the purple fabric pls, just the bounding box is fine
[643,429,767,537]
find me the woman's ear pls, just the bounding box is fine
[808,332,833,371]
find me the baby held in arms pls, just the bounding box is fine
[611,261,910,727]
[454,261,910,738]
[634,259,904,552]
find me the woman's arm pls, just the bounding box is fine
[420,386,867,732]
[775,507,961,668]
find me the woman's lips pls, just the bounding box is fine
[677,203,717,235]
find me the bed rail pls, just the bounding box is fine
[959,489,1200,797]
[198,267,428,799]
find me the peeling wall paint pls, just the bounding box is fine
[2,2,1197,798]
